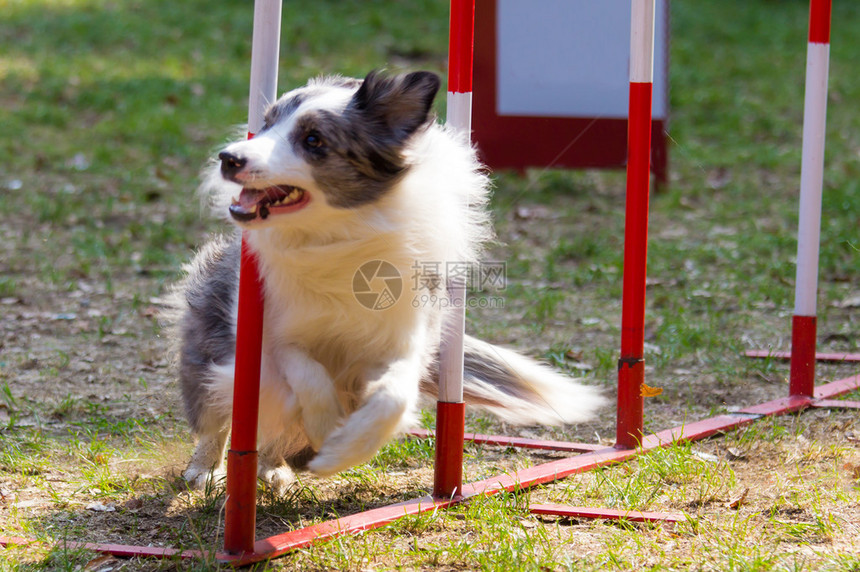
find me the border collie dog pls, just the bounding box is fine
[176,70,605,491]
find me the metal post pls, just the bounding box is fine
[789,0,831,398]
[616,0,656,450]
[434,0,475,500]
[223,0,282,555]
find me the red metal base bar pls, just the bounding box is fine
[0,535,202,560]
[813,374,860,397]
[222,495,457,565]
[7,374,858,565]
[642,413,761,449]
[408,428,602,453]
[743,350,860,362]
[810,399,860,410]
[225,447,637,566]
[529,503,684,524]
[739,395,815,417]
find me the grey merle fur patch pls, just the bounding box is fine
[178,234,241,432]
[421,335,530,407]
[262,76,363,131]
[288,71,441,208]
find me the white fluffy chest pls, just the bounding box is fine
[258,253,431,372]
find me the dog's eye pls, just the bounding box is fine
[304,131,324,149]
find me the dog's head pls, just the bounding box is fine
[213,70,441,228]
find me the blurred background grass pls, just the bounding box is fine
[0,1,858,567]
[1,0,858,408]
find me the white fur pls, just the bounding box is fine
[188,124,490,485]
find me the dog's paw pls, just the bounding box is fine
[258,463,297,495]
[183,464,226,491]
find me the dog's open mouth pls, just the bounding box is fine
[229,185,310,222]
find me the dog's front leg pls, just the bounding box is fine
[182,362,234,489]
[307,355,421,477]
[183,423,230,490]
[278,346,345,450]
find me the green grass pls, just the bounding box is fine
[1,0,859,570]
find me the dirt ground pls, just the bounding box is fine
[0,233,857,570]
[0,192,858,568]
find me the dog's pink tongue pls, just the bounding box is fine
[229,188,264,221]
[238,188,263,209]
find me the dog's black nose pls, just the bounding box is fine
[219,151,247,178]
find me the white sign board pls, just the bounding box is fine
[496,0,668,119]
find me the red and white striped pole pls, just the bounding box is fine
[433,0,475,500]
[616,0,656,450]
[789,0,832,398]
[223,0,282,556]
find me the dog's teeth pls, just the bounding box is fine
[288,190,301,200]
[231,197,240,206]
[248,205,257,213]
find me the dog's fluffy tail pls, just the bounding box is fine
[425,336,606,425]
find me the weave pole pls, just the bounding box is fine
[222,0,282,555]
[789,0,832,398]
[433,0,475,500]
[616,0,656,450]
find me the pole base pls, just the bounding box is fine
[789,315,817,398]
[433,401,465,499]
[223,449,259,555]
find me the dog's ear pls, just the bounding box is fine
[351,70,441,142]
